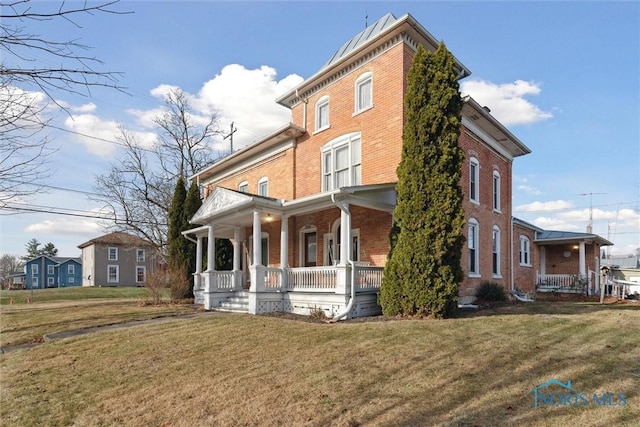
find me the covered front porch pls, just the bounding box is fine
[183,184,396,319]
[534,230,613,295]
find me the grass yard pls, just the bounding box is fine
[1,301,639,426]
[0,286,152,305]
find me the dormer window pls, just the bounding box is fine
[315,96,330,132]
[354,72,373,113]
[322,132,361,191]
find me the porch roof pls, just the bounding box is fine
[534,230,613,246]
[184,183,397,237]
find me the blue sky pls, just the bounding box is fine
[1,0,638,258]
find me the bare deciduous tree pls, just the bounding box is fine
[93,88,224,257]
[0,0,129,205]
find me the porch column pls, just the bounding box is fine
[540,247,546,274]
[233,228,242,291]
[578,242,586,276]
[340,205,351,266]
[206,226,215,271]
[253,210,262,266]
[280,215,289,290]
[195,235,203,289]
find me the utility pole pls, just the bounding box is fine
[223,122,237,154]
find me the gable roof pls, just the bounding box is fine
[77,232,154,249]
[24,255,81,265]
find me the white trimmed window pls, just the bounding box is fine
[468,219,479,276]
[31,265,38,277]
[31,277,38,288]
[493,171,501,212]
[136,249,145,262]
[47,265,54,275]
[315,96,330,132]
[322,132,362,191]
[354,72,373,113]
[108,247,118,261]
[469,158,479,204]
[47,277,54,287]
[68,277,75,284]
[238,181,248,193]
[258,177,269,197]
[492,226,501,277]
[520,236,531,266]
[136,266,146,283]
[107,265,119,283]
[68,264,75,275]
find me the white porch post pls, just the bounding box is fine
[195,235,203,289]
[203,226,217,310]
[280,215,289,290]
[579,242,586,276]
[335,203,351,296]
[233,228,242,291]
[207,226,215,271]
[249,210,264,314]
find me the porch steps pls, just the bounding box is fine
[217,292,249,313]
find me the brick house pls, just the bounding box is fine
[184,13,609,317]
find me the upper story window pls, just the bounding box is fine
[519,236,531,266]
[136,249,145,262]
[354,72,373,113]
[469,158,479,204]
[108,247,118,261]
[47,265,54,275]
[238,181,249,193]
[68,264,75,275]
[468,218,479,276]
[258,177,268,197]
[322,132,362,191]
[315,96,330,132]
[31,264,38,276]
[493,171,501,212]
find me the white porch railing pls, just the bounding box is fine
[286,266,337,290]
[216,271,235,290]
[355,266,383,291]
[264,267,282,290]
[536,273,588,294]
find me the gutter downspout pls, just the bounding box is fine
[330,194,356,322]
[510,216,514,292]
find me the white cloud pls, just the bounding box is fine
[531,216,580,231]
[25,216,104,235]
[461,79,553,125]
[515,200,573,213]
[517,184,542,196]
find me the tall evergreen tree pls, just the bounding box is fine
[167,176,189,286]
[379,43,465,319]
[183,180,202,295]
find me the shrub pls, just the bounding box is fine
[309,306,328,320]
[168,262,192,302]
[476,282,507,303]
[143,268,167,305]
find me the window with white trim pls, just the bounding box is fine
[136,249,145,262]
[519,236,531,266]
[107,265,119,283]
[315,96,330,132]
[68,264,75,275]
[69,277,74,284]
[492,226,501,277]
[47,277,54,287]
[493,171,501,212]
[108,247,118,261]
[354,72,372,113]
[47,265,54,275]
[258,177,268,197]
[468,219,479,276]
[31,277,37,288]
[238,181,248,193]
[136,266,146,283]
[469,158,479,204]
[31,265,38,277]
[322,132,361,191]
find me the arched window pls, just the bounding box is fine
[492,225,501,277]
[321,132,361,191]
[315,95,330,132]
[469,157,479,204]
[354,72,373,113]
[238,181,249,193]
[493,170,501,212]
[258,177,268,197]
[519,236,531,266]
[468,218,479,276]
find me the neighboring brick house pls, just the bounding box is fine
[24,256,82,289]
[78,232,160,287]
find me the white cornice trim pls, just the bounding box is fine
[461,117,514,161]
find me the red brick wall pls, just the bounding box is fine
[512,224,539,293]
[543,243,601,275]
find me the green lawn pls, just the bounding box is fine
[0,286,152,305]
[1,300,638,426]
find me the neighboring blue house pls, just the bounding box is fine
[24,256,82,289]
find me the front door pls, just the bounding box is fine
[304,232,317,267]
